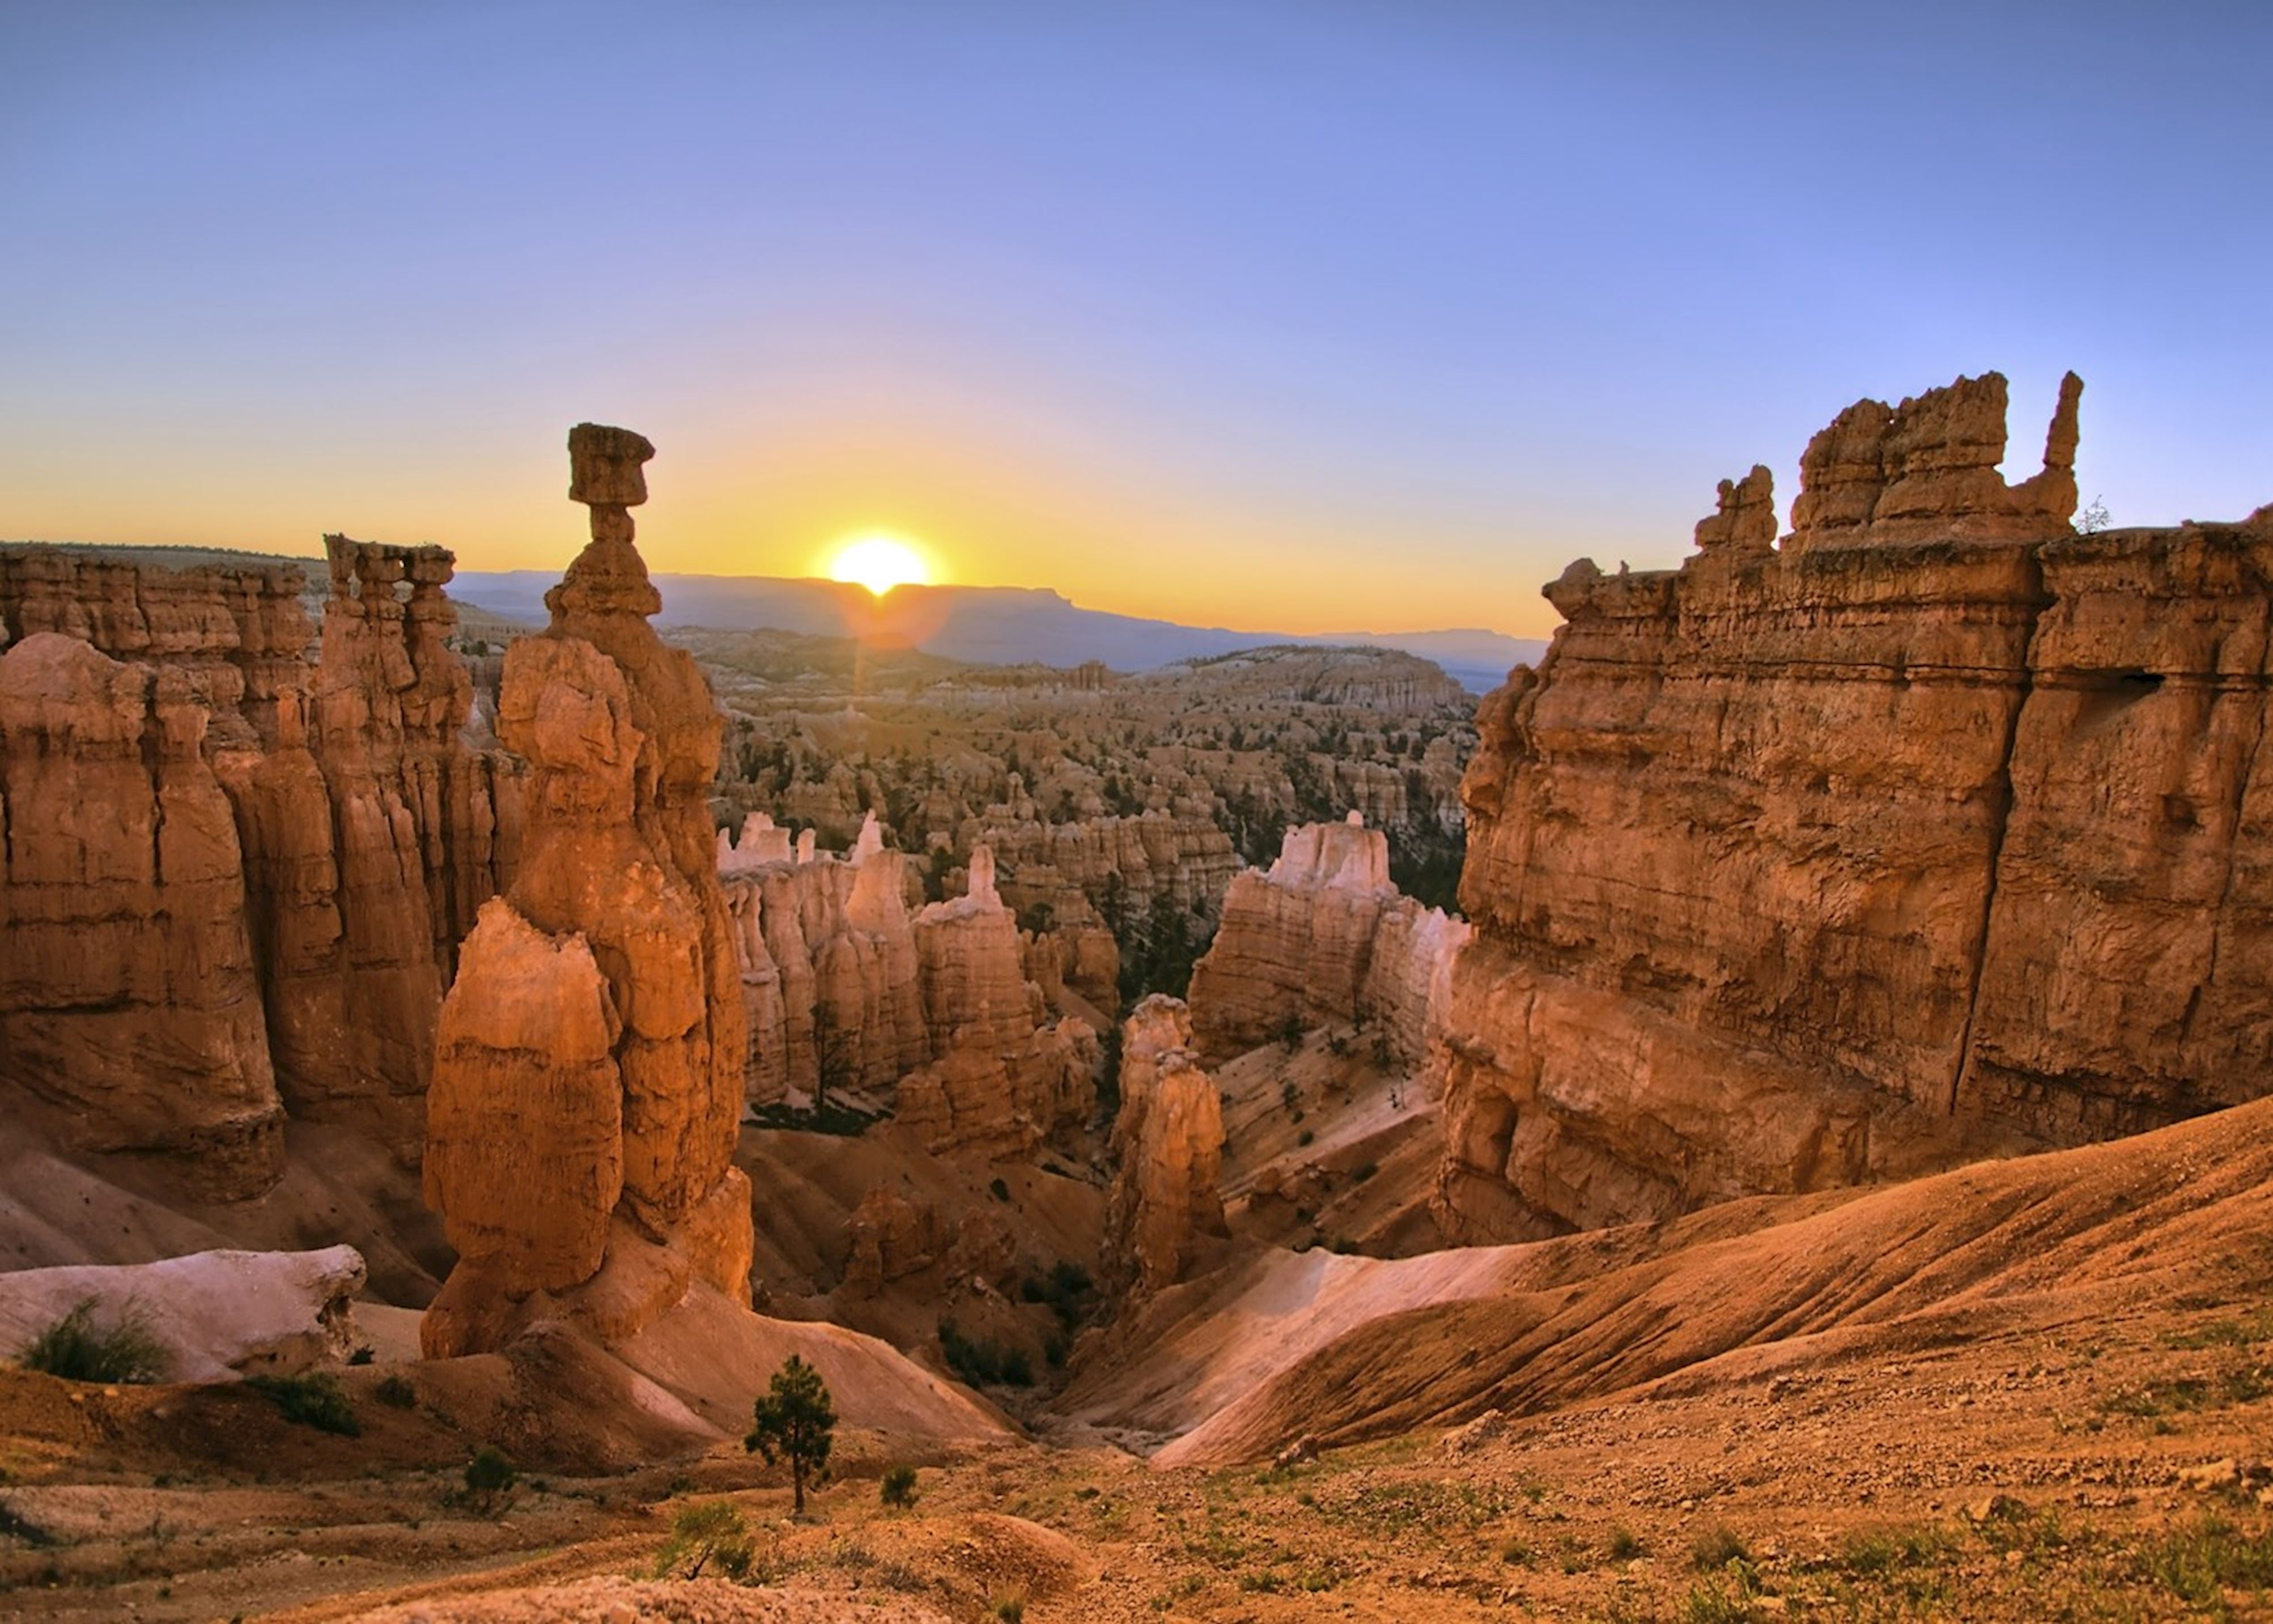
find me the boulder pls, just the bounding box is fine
[0,1245,366,1382]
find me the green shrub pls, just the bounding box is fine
[2136,1513,2273,1604]
[246,1372,360,1436]
[992,1593,1026,1622]
[464,1446,517,1502]
[1608,1525,1645,1561]
[1297,1129,1315,1147]
[880,1464,919,1508]
[347,1345,375,1366]
[939,1321,1035,1388]
[374,1374,418,1409]
[1018,1260,1095,1329]
[15,1299,168,1385]
[654,1499,755,1580]
[1690,1523,1751,1570]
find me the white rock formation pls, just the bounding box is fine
[0,1245,366,1382]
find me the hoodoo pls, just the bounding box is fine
[420,425,753,1356]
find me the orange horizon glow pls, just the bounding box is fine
[0,419,1579,639]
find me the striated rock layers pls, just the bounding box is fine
[898,845,1100,1157]
[721,811,928,1105]
[1435,370,2273,1243]
[421,425,751,1358]
[1101,996,1227,1297]
[0,540,517,1194]
[720,817,1099,1157]
[1186,814,1468,1066]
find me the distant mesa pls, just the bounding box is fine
[444,568,1544,694]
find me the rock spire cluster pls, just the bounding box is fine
[0,539,517,1196]
[1186,813,1468,1065]
[718,813,1099,1157]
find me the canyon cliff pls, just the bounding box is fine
[720,818,1099,1157]
[421,425,752,1357]
[0,540,516,1194]
[1187,813,1468,1065]
[1101,995,1226,1297]
[1436,371,2273,1241]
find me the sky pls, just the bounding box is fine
[3,1,2268,639]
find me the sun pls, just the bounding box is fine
[826,533,933,597]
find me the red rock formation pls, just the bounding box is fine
[422,425,751,1357]
[1788,370,2081,551]
[0,632,283,1198]
[1186,814,1468,1065]
[1101,996,1226,1296]
[0,539,516,1176]
[718,818,1101,1151]
[842,1188,942,1297]
[720,812,928,1106]
[252,537,517,1150]
[898,846,1100,1155]
[1435,373,2273,1243]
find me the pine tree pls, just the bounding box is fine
[745,1354,836,1515]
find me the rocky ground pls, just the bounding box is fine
[3,1279,2270,1621]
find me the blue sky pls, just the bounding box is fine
[4,1,2267,634]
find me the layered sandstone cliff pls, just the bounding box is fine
[898,846,1101,1156]
[0,632,283,1197]
[719,814,1099,1154]
[721,811,929,1104]
[1101,996,1226,1297]
[0,539,515,1191]
[421,425,751,1356]
[1435,371,2273,1242]
[1186,814,1468,1065]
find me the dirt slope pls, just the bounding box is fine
[1072,1094,2273,1466]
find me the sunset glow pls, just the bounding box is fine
[826,533,934,597]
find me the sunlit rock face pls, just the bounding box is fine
[421,425,753,1357]
[718,820,1098,1155]
[1186,814,1468,1066]
[0,539,517,1193]
[0,631,282,1197]
[1435,371,2273,1243]
[900,844,1101,1155]
[1101,995,1225,1298]
[720,811,929,1106]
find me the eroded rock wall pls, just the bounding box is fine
[1101,995,1225,1297]
[719,817,1099,1153]
[0,541,515,1187]
[1436,371,2273,1242]
[897,845,1100,1156]
[1186,814,1468,1065]
[0,632,284,1198]
[721,812,928,1106]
